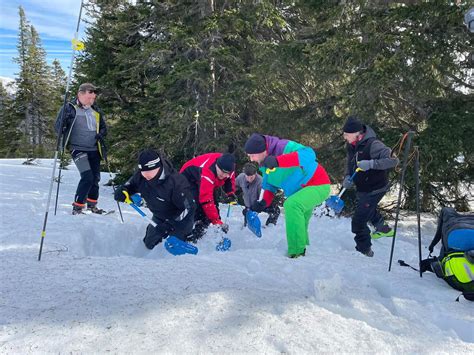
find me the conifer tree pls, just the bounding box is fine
[0,84,20,156]
[11,6,59,156]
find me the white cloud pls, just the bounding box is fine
[0,1,89,40]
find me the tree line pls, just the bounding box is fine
[0,7,66,158]
[1,1,472,211]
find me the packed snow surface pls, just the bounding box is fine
[0,159,472,353]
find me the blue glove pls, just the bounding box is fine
[357,160,374,171]
[342,175,353,189]
[262,155,278,169]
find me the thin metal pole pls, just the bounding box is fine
[38,0,84,261]
[103,154,124,223]
[388,131,414,271]
[414,146,422,278]
[54,0,84,215]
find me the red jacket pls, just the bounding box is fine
[180,153,235,223]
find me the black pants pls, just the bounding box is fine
[187,185,221,241]
[72,150,101,205]
[352,191,386,253]
[143,210,195,250]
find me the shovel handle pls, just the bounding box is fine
[123,191,157,227]
[338,168,363,198]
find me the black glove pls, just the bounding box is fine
[251,199,267,213]
[157,219,174,235]
[262,155,279,169]
[222,193,238,204]
[95,133,105,141]
[221,223,229,234]
[114,186,128,202]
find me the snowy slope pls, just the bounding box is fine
[0,159,472,354]
[0,77,16,96]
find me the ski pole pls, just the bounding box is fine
[388,131,414,272]
[414,146,422,278]
[123,191,157,227]
[100,142,124,223]
[38,0,85,261]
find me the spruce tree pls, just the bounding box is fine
[12,7,58,157]
[0,84,21,157]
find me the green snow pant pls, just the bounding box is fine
[284,184,330,255]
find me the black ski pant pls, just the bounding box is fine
[352,190,386,253]
[187,185,220,241]
[72,150,101,206]
[143,209,195,250]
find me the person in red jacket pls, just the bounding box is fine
[180,153,236,241]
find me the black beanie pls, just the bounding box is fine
[138,149,162,171]
[244,133,266,154]
[243,162,258,176]
[343,116,364,133]
[216,153,235,173]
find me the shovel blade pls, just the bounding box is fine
[246,210,262,238]
[216,237,232,252]
[165,236,199,255]
[326,195,345,214]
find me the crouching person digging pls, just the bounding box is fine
[114,149,196,251]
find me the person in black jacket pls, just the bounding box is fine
[342,116,399,257]
[114,149,196,250]
[54,83,108,215]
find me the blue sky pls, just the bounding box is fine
[0,0,87,79]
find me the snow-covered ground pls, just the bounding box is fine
[0,159,472,353]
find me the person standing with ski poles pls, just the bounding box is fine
[54,83,108,215]
[244,133,331,258]
[341,115,399,257]
[114,149,196,250]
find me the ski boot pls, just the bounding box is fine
[72,203,85,215]
[371,225,394,239]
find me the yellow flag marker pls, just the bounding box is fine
[71,39,85,51]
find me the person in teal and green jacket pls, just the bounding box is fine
[244,133,331,258]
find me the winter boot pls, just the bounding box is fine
[371,225,394,239]
[72,202,85,215]
[87,199,105,214]
[360,247,374,257]
[288,248,306,259]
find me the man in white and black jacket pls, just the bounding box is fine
[342,116,399,257]
[114,149,196,250]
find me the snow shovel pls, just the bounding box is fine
[123,191,157,227]
[216,202,234,252]
[246,210,262,238]
[165,236,198,255]
[326,168,362,214]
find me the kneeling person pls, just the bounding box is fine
[115,149,196,250]
[236,163,280,226]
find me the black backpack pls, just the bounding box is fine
[420,207,474,301]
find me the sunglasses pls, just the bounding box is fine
[87,90,97,94]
